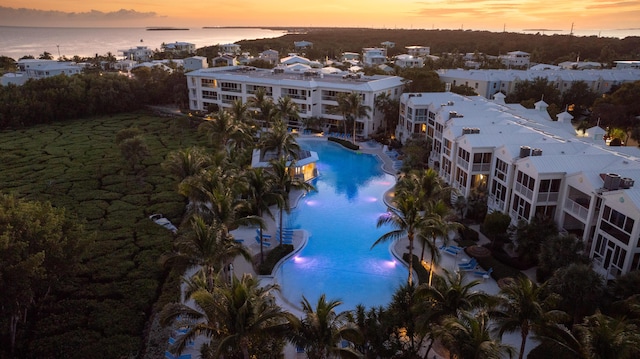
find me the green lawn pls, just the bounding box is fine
[0,112,205,358]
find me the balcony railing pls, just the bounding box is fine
[471,163,491,172]
[457,157,470,170]
[514,182,533,200]
[564,198,588,221]
[537,192,559,203]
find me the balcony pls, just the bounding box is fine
[564,198,589,221]
[471,163,491,172]
[456,157,469,170]
[514,182,533,200]
[537,192,559,203]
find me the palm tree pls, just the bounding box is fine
[273,96,300,129]
[415,269,492,322]
[247,87,274,128]
[576,311,640,359]
[436,310,516,359]
[336,91,371,143]
[245,167,282,263]
[161,216,251,286]
[161,146,211,186]
[374,92,399,137]
[293,294,363,359]
[535,311,640,359]
[419,200,462,286]
[160,273,298,359]
[198,108,248,150]
[269,158,315,245]
[373,193,424,286]
[259,118,301,161]
[494,276,567,359]
[399,168,452,209]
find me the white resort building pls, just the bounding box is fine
[437,68,640,99]
[396,91,640,279]
[186,65,404,138]
[2,59,83,86]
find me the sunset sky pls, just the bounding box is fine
[1,1,640,35]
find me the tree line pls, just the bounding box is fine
[0,67,188,129]
[233,28,640,68]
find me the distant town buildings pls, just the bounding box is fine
[1,59,83,85]
[219,43,241,55]
[119,46,154,62]
[499,50,531,68]
[258,49,280,65]
[161,41,196,55]
[395,91,640,279]
[437,68,640,98]
[362,47,387,66]
[183,56,208,71]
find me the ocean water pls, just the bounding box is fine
[0,26,287,60]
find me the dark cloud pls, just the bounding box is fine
[0,6,163,26]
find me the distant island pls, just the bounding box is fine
[146,27,189,31]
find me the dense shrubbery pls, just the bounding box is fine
[0,69,187,129]
[258,244,294,275]
[328,136,360,150]
[471,252,526,281]
[0,113,204,359]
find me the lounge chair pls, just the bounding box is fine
[474,267,493,277]
[457,258,477,270]
[255,236,271,247]
[255,229,271,238]
[441,245,462,255]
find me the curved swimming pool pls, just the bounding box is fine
[275,139,408,310]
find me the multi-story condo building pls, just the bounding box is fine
[161,41,196,54]
[437,68,640,99]
[362,48,387,66]
[119,46,154,62]
[500,51,530,68]
[406,46,430,57]
[186,65,404,138]
[394,54,424,69]
[396,91,640,278]
[2,59,83,85]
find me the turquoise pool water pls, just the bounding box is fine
[275,139,408,310]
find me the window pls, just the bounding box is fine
[221,94,239,104]
[512,194,531,220]
[202,90,217,100]
[201,78,216,88]
[490,180,507,204]
[600,205,633,245]
[535,205,556,218]
[444,139,452,156]
[515,170,535,199]
[246,84,272,96]
[220,82,241,92]
[284,88,307,100]
[414,108,428,122]
[494,158,508,181]
[538,179,561,202]
[433,139,442,154]
[455,168,468,187]
[472,152,492,172]
[458,148,470,162]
